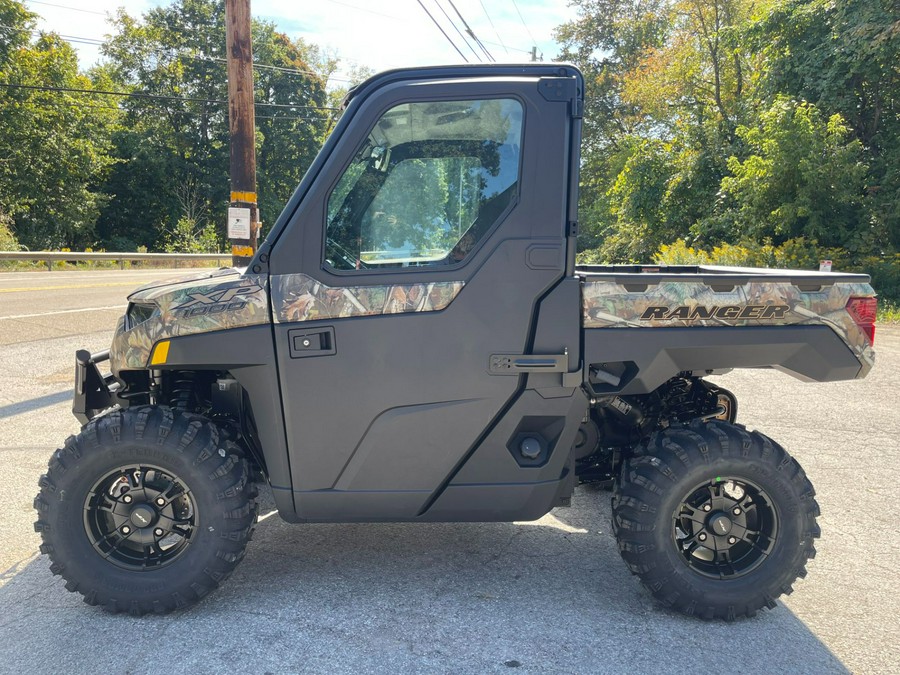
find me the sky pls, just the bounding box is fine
[22,0,579,85]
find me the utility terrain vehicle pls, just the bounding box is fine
[35,64,878,619]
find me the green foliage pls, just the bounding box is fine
[0,0,335,252]
[0,209,20,250]
[97,0,330,248]
[561,0,898,272]
[863,254,900,306]
[0,0,118,249]
[604,138,675,261]
[554,0,670,250]
[753,0,900,251]
[877,300,900,325]
[655,237,820,268]
[718,97,869,248]
[162,217,220,254]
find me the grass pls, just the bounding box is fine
[877,299,900,325]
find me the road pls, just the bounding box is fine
[0,269,898,674]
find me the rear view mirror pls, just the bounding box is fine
[370,145,390,171]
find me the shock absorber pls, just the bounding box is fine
[170,371,195,411]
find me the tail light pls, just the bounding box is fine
[846,296,877,344]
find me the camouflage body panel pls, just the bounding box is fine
[110,272,268,371]
[582,278,876,374]
[271,273,464,323]
[109,269,465,371]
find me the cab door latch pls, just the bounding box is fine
[288,327,336,358]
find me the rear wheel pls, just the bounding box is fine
[612,420,820,620]
[34,406,258,614]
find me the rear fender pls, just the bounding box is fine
[583,325,865,396]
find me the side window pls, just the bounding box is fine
[325,98,523,270]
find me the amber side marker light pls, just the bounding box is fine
[150,340,170,365]
[846,297,877,344]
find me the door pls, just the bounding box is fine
[267,69,580,521]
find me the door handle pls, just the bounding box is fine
[288,327,336,358]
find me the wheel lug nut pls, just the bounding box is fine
[703,504,711,512]
[121,525,131,534]
[156,498,166,507]
[733,507,741,515]
[123,495,133,503]
[728,536,737,544]
[698,533,707,541]
[154,528,164,537]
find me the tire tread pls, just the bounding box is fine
[34,406,258,615]
[613,420,820,621]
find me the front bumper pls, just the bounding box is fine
[73,349,121,425]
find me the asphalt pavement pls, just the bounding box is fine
[0,269,898,674]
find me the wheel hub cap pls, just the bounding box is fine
[129,504,157,528]
[709,513,733,535]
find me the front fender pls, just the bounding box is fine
[110,273,269,373]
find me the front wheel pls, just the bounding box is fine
[612,420,820,620]
[34,406,258,614]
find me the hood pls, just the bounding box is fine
[127,266,244,301]
[110,270,269,371]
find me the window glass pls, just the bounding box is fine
[325,98,523,270]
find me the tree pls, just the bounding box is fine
[0,208,19,250]
[253,25,332,232]
[719,97,869,249]
[622,0,760,138]
[0,0,118,249]
[558,0,896,270]
[555,0,670,250]
[753,0,900,250]
[96,0,330,249]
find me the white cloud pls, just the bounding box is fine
[24,0,577,82]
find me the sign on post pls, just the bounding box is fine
[228,207,252,239]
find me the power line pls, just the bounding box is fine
[25,0,106,16]
[0,23,350,83]
[509,0,539,53]
[479,0,508,56]
[433,0,482,62]
[415,0,468,62]
[0,82,339,111]
[0,96,330,122]
[447,0,494,62]
[479,39,531,55]
[255,114,329,121]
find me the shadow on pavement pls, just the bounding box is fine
[0,390,70,420]
[0,485,848,674]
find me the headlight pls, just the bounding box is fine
[127,302,158,328]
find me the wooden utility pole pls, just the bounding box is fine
[225,0,258,267]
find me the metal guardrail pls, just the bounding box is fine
[0,251,231,271]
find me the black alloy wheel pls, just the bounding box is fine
[35,406,258,615]
[84,464,198,571]
[673,477,778,579]
[613,420,820,620]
